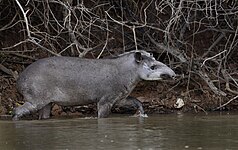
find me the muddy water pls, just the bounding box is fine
[0,113,238,150]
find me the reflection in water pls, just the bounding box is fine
[0,113,238,150]
[96,117,163,149]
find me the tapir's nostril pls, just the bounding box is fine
[172,75,176,80]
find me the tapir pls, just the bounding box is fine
[13,50,175,120]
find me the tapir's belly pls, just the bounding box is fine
[49,86,98,106]
[55,100,94,106]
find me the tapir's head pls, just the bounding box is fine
[134,50,176,80]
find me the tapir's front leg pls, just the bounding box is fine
[97,95,123,118]
[97,103,112,118]
[113,96,145,114]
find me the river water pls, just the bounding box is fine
[0,112,238,150]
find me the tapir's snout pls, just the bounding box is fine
[146,61,176,80]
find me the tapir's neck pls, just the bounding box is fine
[115,55,142,94]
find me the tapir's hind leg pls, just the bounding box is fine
[38,103,52,120]
[12,101,51,120]
[126,96,145,114]
[12,102,38,120]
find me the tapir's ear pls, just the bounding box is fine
[135,52,142,63]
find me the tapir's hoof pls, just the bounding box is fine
[12,115,20,121]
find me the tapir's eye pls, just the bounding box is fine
[150,65,156,70]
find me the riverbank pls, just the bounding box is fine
[1,1,238,118]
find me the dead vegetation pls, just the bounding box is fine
[0,0,238,115]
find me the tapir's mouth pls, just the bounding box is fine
[160,74,173,79]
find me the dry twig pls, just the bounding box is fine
[215,95,238,110]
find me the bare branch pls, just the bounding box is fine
[221,69,238,95]
[215,95,238,110]
[0,64,18,79]
[28,39,60,56]
[198,71,227,96]
[97,15,109,59]
[147,34,187,63]
[15,0,31,38]
[201,50,227,67]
